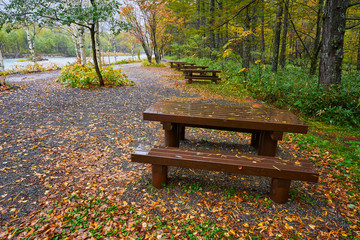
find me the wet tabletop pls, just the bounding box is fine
[144,101,308,133]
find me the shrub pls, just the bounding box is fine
[57,63,134,88]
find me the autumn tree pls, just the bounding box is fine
[120,0,173,64]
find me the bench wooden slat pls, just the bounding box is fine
[132,146,318,182]
[149,147,317,170]
[131,145,319,203]
[183,69,221,73]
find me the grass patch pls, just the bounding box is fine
[8,194,229,239]
[142,59,166,67]
[113,58,141,64]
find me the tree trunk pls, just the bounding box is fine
[279,0,289,68]
[271,0,283,72]
[143,42,152,63]
[71,24,80,60]
[79,26,86,65]
[73,34,79,60]
[96,22,101,67]
[0,48,4,72]
[209,0,216,59]
[260,0,265,62]
[89,0,104,86]
[309,0,324,75]
[25,26,36,62]
[113,36,117,63]
[196,0,201,30]
[108,41,111,65]
[90,24,104,86]
[318,0,348,89]
[243,7,251,69]
[357,31,360,71]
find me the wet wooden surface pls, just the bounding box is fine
[133,146,318,182]
[144,101,308,133]
[131,145,319,203]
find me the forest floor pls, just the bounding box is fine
[0,63,359,239]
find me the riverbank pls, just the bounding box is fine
[2,55,146,73]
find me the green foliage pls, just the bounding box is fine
[182,57,360,128]
[57,63,133,88]
[243,65,360,127]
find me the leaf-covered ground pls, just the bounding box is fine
[0,63,359,239]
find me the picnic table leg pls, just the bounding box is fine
[269,178,291,204]
[163,122,179,147]
[188,73,193,84]
[178,124,185,140]
[258,131,278,157]
[152,164,168,189]
[250,132,260,148]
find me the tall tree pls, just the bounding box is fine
[318,0,360,89]
[242,6,251,69]
[279,0,289,68]
[120,1,153,63]
[309,0,323,75]
[271,0,283,72]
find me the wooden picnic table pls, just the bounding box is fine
[133,100,317,203]
[180,65,208,70]
[182,69,221,84]
[143,101,308,157]
[168,61,196,70]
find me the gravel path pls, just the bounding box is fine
[0,63,354,238]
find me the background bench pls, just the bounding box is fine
[131,145,319,204]
[182,69,221,84]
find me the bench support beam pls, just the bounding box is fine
[270,178,291,204]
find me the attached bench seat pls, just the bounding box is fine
[131,145,319,204]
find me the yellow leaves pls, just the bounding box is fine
[285,223,294,230]
[238,68,249,73]
[222,49,233,58]
[243,223,249,228]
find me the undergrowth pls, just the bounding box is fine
[179,57,360,128]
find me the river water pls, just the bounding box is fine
[3,55,144,71]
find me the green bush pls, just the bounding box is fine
[57,63,134,88]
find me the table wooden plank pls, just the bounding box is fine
[143,101,308,134]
